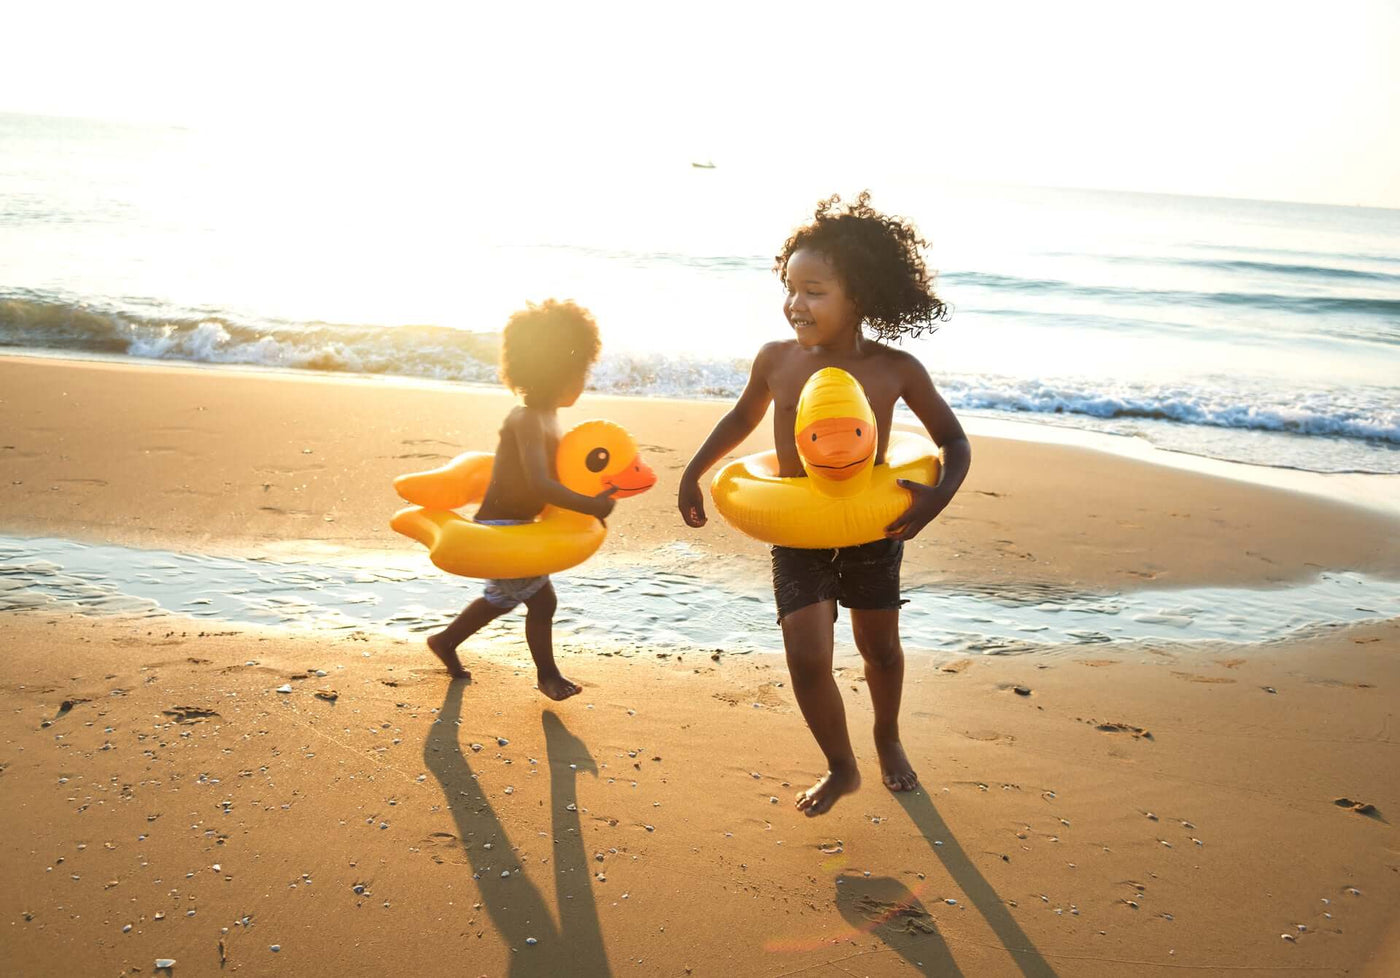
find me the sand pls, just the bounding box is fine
[3,355,1398,590]
[1,353,1398,977]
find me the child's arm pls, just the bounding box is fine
[677,343,778,527]
[512,410,617,520]
[885,353,971,540]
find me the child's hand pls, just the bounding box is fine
[593,487,617,524]
[677,477,707,528]
[884,479,947,540]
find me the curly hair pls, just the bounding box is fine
[775,191,949,341]
[499,299,601,400]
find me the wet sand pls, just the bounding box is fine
[2,354,1399,977]
[2,355,1397,590]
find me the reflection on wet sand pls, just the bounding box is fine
[5,535,1396,654]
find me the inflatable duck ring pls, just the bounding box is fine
[710,367,939,548]
[390,420,655,578]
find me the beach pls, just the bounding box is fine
[1,354,1398,977]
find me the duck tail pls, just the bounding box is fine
[393,452,493,509]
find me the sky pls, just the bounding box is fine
[2,0,1398,208]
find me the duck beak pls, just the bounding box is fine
[603,454,657,498]
[797,417,874,481]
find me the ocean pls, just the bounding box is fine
[3,112,1398,475]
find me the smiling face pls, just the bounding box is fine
[782,248,862,349]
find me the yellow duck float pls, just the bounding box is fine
[711,367,939,548]
[390,420,656,578]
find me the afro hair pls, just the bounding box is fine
[499,298,601,400]
[775,191,949,341]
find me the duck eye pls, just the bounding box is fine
[810,433,818,442]
[585,447,610,472]
[855,428,862,437]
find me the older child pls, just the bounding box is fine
[678,193,971,815]
[427,299,616,700]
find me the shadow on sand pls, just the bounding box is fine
[834,872,964,976]
[423,681,612,977]
[878,789,1059,978]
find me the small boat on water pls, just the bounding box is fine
[690,160,716,169]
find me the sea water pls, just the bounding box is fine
[3,536,1396,655]
[2,112,1398,475]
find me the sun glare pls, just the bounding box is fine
[1,1,1397,207]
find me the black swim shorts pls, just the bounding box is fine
[770,537,906,622]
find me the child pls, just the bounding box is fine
[427,299,616,700]
[678,193,971,816]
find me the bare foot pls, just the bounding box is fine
[427,633,470,679]
[875,737,918,792]
[795,764,861,817]
[537,672,582,701]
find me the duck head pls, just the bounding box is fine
[556,420,657,499]
[795,367,876,497]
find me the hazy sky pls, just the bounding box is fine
[3,0,1398,207]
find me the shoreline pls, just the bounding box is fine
[3,347,1398,516]
[2,353,1399,596]
[4,534,1397,659]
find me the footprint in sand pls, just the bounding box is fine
[951,780,1022,792]
[851,893,938,934]
[1088,720,1153,740]
[421,831,471,865]
[1333,797,1381,818]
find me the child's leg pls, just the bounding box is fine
[522,582,582,701]
[850,608,918,791]
[782,600,861,816]
[427,597,509,678]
